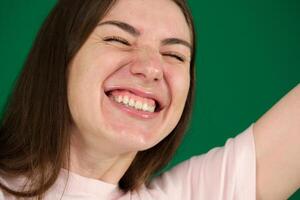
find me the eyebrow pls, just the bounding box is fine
[98,20,140,36]
[161,38,192,50]
[98,20,192,50]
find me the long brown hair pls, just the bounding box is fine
[0,0,196,199]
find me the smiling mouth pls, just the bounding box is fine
[105,89,163,113]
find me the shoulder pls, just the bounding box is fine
[136,124,256,200]
[0,189,4,199]
[0,174,27,199]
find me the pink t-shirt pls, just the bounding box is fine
[0,124,256,200]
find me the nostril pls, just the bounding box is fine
[136,72,146,79]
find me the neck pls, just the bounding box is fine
[67,131,137,185]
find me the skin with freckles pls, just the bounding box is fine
[67,0,191,183]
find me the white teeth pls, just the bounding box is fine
[142,103,148,111]
[129,98,135,107]
[123,96,129,104]
[112,95,156,113]
[116,96,122,103]
[149,106,155,113]
[134,101,143,110]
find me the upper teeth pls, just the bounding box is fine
[113,95,155,113]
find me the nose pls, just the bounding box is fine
[130,47,163,83]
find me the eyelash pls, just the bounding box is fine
[162,52,185,62]
[103,36,130,46]
[103,36,185,62]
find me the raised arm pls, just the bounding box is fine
[253,84,300,200]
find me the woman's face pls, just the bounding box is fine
[67,0,192,153]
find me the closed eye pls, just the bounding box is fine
[162,52,186,63]
[103,36,130,46]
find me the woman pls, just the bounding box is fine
[0,0,299,199]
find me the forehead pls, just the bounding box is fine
[101,0,191,42]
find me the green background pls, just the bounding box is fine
[0,0,299,198]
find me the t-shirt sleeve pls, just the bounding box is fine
[146,124,256,200]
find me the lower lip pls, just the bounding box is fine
[106,94,159,119]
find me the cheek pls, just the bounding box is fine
[162,67,190,133]
[167,67,190,107]
[67,65,99,132]
[66,45,133,126]
[67,45,129,95]
[66,51,106,127]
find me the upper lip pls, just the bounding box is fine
[104,86,167,110]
